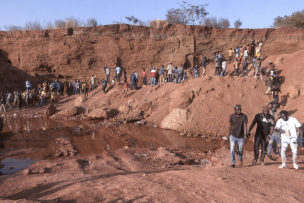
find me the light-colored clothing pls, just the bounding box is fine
[167,65,174,74]
[275,117,301,139]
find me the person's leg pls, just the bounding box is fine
[230,135,237,165]
[275,137,281,156]
[203,67,206,76]
[260,138,266,163]
[236,137,244,162]
[280,139,289,168]
[272,139,277,155]
[259,67,263,79]
[254,135,261,162]
[290,138,298,169]
[267,136,275,156]
[265,87,271,94]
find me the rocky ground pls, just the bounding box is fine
[0,49,304,202]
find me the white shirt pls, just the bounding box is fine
[222,61,227,69]
[115,67,121,74]
[275,117,301,139]
[244,50,248,57]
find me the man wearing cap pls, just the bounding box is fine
[248,106,275,165]
[228,104,248,167]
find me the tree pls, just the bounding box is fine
[165,1,208,25]
[234,18,242,28]
[125,16,139,25]
[24,19,44,30]
[4,25,23,31]
[87,18,98,27]
[54,19,66,29]
[273,10,304,28]
[204,16,230,28]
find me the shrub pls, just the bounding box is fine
[273,10,304,28]
[234,18,242,28]
[204,16,230,28]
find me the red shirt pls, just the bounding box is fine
[150,71,156,78]
[124,83,128,88]
[142,72,147,78]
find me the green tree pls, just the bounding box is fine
[273,10,304,28]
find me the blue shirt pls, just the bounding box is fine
[160,67,164,75]
[202,59,206,67]
[235,48,240,54]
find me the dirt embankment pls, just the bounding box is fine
[1,24,304,91]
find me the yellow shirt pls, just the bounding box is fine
[41,91,46,97]
[228,50,235,56]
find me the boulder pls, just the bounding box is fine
[119,105,131,114]
[75,96,86,106]
[160,108,189,131]
[169,90,194,112]
[95,100,111,108]
[23,169,32,175]
[288,86,299,99]
[140,101,152,112]
[44,103,57,117]
[58,106,83,116]
[87,108,118,120]
[128,99,135,105]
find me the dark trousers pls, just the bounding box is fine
[168,74,172,82]
[106,74,109,82]
[102,85,107,93]
[229,56,232,64]
[242,67,248,77]
[254,135,266,161]
[117,74,120,82]
[143,78,147,85]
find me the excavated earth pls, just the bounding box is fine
[0,24,304,202]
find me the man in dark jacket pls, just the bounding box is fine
[242,57,248,77]
[248,106,275,165]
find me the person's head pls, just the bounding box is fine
[234,104,242,115]
[247,44,249,46]
[262,105,270,116]
[162,65,164,67]
[175,67,177,69]
[204,56,206,59]
[240,45,242,47]
[236,46,239,48]
[269,61,272,64]
[279,110,288,121]
[143,68,145,71]
[104,67,106,69]
[170,62,172,65]
[195,65,198,68]
[244,47,247,50]
[230,48,232,50]
[124,78,127,83]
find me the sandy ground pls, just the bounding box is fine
[0,142,304,202]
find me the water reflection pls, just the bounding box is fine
[0,157,38,174]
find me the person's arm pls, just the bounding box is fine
[228,121,232,140]
[107,81,112,86]
[243,123,247,144]
[269,127,274,137]
[248,114,257,134]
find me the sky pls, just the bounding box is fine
[0,0,303,30]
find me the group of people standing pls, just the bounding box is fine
[229,104,303,169]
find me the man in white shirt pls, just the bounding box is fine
[115,66,121,82]
[275,110,301,169]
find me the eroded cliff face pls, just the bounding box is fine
[1,23,304,91]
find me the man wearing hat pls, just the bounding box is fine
[248,106,275,165]
[228,104,248,167]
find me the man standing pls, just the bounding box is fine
[194,65,199,78]
[214,57,221,77]
[150,68,156,87]
[228,48,234,64]
[104,67,110,82]
[235,46,240,59]
[228,104,248,167]
[221,59,227,77]
[115,66,121,82]
[202,57,206,76]
[275,110,301,169]
[159,65,165,83]
[254,57,262,79]
[167,62,174,82]
[142,68,147,85]
[90,75,96,91]
[248,106,275,165]
[26,80,32,91]
[177,65,184,83]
